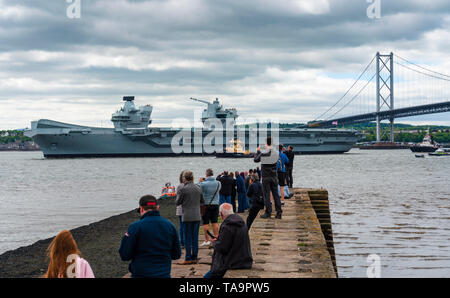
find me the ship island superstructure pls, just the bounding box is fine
[25,96,363,157]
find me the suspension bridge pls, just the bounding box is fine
[310,52,450,142]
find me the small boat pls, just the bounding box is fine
[428,148,450,156]
[159,182,176,199]
[415,154,425,158]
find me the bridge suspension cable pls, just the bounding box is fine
[394,54,450,80]
[394,61,450,82]
[313,54,376,121]
[325,72,376,120]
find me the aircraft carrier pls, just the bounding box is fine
[25,96,363,158]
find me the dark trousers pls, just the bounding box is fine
[178,216,185,246]
[246,205,263,230]
[286,166,293,187]
[183,221,200,261]
[237,192,247,213]
[204,270,225,278]
[231,192,237,212]
[262,176,282,215]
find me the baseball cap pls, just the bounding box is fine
[136,195,158,213]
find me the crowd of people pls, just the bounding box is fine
[42,137,295,278]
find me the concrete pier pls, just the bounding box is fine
[171,188,337,278]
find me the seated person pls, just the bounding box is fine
[204,203,253,278]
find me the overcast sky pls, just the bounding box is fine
[1,0,450,129]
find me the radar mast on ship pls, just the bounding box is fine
[190,97,238,125]
[111,96,153,130]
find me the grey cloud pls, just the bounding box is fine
[0,0,450,129]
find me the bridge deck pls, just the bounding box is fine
[314,101,450,127]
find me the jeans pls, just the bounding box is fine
[278,185,290,196]
[262,176,282,215]
[284,186,290,196]
[244,195,250,210]
[178,216,185,246]
[183,221,200,261]
[237,192,247,213]
[219,194,231,205]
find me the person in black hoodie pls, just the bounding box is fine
[204,203,253,278]
[246,173,265,230]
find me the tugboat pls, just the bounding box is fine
[215,139,254,158]
[410,129,439,153]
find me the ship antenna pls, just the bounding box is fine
[190,97,211,105]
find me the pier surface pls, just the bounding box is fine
[171,188,337,278]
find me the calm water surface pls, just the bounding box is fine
[0,149,449,277]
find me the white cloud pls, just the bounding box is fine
[0,1,48,21]
[245,0,330,16]
[0,48,214,71]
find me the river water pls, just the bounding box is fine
[0,150,449,277]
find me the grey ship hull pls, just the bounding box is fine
[26,119,362,158]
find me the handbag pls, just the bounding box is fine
[255,182,265,206]
[201,182,220,217]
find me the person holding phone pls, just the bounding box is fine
[254,136,283,219]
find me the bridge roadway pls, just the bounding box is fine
[312,101,450,128]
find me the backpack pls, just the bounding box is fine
[276,154,282,172]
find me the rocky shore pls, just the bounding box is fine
[0,199,178,278]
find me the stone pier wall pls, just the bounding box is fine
[171,188,337,278]
[304,189,338,276]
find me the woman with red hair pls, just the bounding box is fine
[44,230,95,278]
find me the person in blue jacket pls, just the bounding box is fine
[119,195,181,278]
[235,171,247,213]
[277,145,290,206]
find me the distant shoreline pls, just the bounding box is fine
[0,199,178,278]
[0,149,40,152]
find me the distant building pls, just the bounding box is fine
[0,140,40,151]
[397,130,420,134]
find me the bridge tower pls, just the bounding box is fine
[376,52,394,142]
